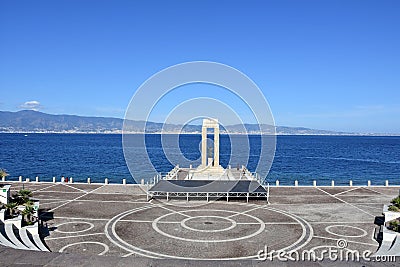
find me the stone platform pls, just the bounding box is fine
[0,181,398,265]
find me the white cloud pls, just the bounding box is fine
[19,100,42,111]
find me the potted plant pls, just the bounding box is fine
[388,220,400,232]
[5,202,18,217]
[22,205,35,225]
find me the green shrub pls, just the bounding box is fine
[390,220,400,232]
[391,196,400,208]
[388,205,400,212]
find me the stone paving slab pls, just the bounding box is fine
[337,187,382,196]
[66,184,103,191]
[271,203,375,223]
[337,195,393,204]
[78,193,146,202]
[269,195,343,204]
[269,187,328,195]
[51,201,146,219]
[33,191,86,200]
[92,184,147,194]
[314,187,353,195]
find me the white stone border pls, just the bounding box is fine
[325,225,368,238]
[59,241,109,255]
[55,221,95,234]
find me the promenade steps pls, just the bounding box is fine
[374,205,400,256]
[0,214,49,252]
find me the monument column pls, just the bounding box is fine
[214,126,219,166]
[201,126,207,166]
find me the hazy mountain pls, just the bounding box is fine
[0,110,352,135]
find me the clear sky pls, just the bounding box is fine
[1,0,399,133]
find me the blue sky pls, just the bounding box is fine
[0,0,399,133]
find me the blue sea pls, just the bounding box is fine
[0,134,399,186]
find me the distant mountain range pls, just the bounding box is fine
[0,110,363,135]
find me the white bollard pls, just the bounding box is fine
[331,180,335,187]
[1,176,5,182]
[294,180,298,187]
[276,180,279,187]
[19,176,22,182]
[70,177,73,183]
[61,176,65,183]
[367,180,371,187]
[87,177,91,184]
[313,180,317,187]
[190,164,192,169]
[349,180,353,187]
[105,178,109,184]
[53,177,56,183]
[123,178,126,185]
[25,178,30,183]
[385,180,389,187]
[36,176,39,183]
[141,179,144,185]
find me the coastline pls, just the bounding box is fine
[0,132,399,136]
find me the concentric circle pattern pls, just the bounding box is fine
[105,203,313,260]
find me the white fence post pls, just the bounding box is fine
[294,180,298,187]
[349,180,353,187]
[105,178,109,185]
[331,180,335,187]
[313,180,317,187]
[53,177,56,183]
[276,180,279,187]
[385,180,389,187]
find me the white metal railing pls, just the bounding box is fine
[163,165,180,180]
[241,165,267,186]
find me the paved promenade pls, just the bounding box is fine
[1,181,399,265]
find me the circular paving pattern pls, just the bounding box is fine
[105,203,313,260]
[325,225,367,238]
[55,221,95,234]
[152,209,265,242]
[59,241,109,255]
[180,215,237,233]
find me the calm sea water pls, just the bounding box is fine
[0,134,399,186]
